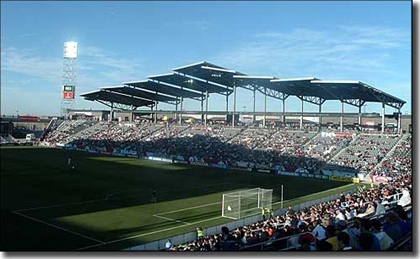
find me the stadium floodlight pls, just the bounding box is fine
[63,41,78,58]
[222,188,273,220]
[61,41,78,116]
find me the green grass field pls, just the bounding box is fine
[1,146,358,251]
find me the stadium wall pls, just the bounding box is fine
[59,145,362,183]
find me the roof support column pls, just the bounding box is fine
[397,108,401,134]
[282,99,286,127]
[358,105,362,126]
[319,104,322,132]
[179,86,184,125]
[110,102,114,122]
[154,101,158,124]
[300,97,303,130]
[232,83,237,127]
[253,87,256,124]
[263,87,267,127]
[179,96,183,125]
[205,90,209,127]
[340,101,344,132]
[381,103,385,134]
[201,92,204,124]
[175,100,178,122]
[226,92,229,124]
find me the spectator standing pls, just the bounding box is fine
[312,219,327,244]
[165,239,173,250]
[370,218,394,250]
[220,226,238,251]
[373,198,385,215]
[336,220,357,248]
[335,209,346,222]
[337,232,356,251]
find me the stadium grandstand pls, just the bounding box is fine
[4,61,411,252]
[78,61,407,134]
[2,62,413,251]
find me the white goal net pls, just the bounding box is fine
[222,188,273,220]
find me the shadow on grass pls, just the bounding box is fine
[1,146,352,251]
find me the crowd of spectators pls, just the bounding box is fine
[42,119,408,177]
[328,134,401,173]
[301,134,354,162]
[41,118,412,251]
[169,172,412,251]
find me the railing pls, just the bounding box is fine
[240,232,316,251]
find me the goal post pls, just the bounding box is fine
[222,188,273,220]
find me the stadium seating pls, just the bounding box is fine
[40,119,412,251]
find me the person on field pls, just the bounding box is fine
[165,239,173,250]
[268,207,274,218]
[67,157,75,169]
[261,207,266,221]
[197,227,204,240]
[151,189,157,203]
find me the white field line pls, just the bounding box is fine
[14,182,239,213]
[75,216,223,251]
[74,184,349,250]
[13,210,105,245]
[152,214,191,225]
[155,201,221,216]
[271,183,355,206]
[107,216,222,244]
[14,198,106,213]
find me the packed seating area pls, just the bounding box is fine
[42,119,98,145]
[169,171,412,251]
[256,130,317,156]
[300,133,354,162]
[40,119,408,175]
[40,119,412,251]
[328,134,401,173]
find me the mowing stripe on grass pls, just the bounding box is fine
[14,198,106,213]
[75,216,222,251]
[14,182,242,213]
[152,214,191,225]
[155,201,221,216]
[13,210,105,245]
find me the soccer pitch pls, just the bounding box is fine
[1,146,356,251]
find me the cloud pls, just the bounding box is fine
[213,25,410,78]
[1,45,147,91]
[1,47,62,81]
[1,44,149,115]
[21,32,38,38]
[337,25,409,49]
[164,20,214,31]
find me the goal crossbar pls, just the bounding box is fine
[222,188,273,220]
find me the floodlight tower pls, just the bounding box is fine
[61,41,78,117]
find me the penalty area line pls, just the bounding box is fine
[75,215,223,251]
[155,201,221,216]
[12,210,105,245]
[153,214,191,225]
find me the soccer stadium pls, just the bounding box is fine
[0,60,412,252]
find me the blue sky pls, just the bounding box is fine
[1,1,413,116]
